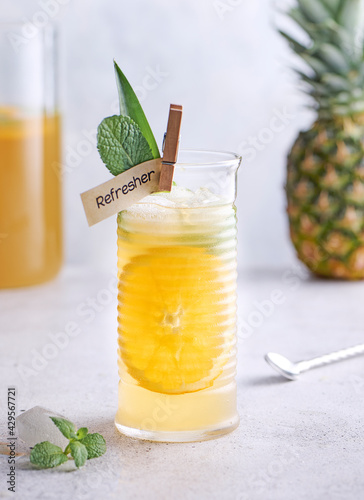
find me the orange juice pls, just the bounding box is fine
[115,185,239,442]
[0,108,62,288]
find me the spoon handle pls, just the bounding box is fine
[297,343,364,373]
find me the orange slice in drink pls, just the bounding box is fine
[117,246,235,394]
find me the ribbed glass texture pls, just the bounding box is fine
[115,150,241,442]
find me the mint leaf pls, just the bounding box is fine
[76,427,88,440]
[30,442,68,469]
[31,418,106,470]
[114,61,160,159]
[50,417,76,439]
[79,433,106,459]
[97,115,153,176]
[70,441,88,468]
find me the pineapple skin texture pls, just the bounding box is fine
[286,119,364,280]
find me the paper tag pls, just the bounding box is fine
[80,158,161,226]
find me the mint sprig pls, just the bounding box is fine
[114,61,160,159]
[97,115,153,176]
[97,62,161,176]
[30,417,106,469]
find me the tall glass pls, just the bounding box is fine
[0,23,62,288]
[115,150,241,442]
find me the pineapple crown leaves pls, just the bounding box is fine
[279,0,364,118]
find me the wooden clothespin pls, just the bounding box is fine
[158,104,183,191]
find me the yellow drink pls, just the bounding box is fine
[115,184,239,442]
[0,108,62,288]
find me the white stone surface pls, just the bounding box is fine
[1,266,364,499]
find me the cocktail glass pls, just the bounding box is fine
[115,150,240,442]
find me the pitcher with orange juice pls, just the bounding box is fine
[0,23,62,288]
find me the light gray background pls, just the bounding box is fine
[3,0,313,271]
[2,4,364,499]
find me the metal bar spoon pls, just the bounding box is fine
[265,343,364,381]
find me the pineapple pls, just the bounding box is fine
[281,0,364,279]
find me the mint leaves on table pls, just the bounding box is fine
[97,61,160,176]
[51,416,76,439]
[76,432,107,459]
[30,417,106,469]
[30,441,69,469]
[69,441,88,468]
[97,115,154,176]
[76,427,88,440]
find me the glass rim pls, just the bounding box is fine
[175,149,241,168]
